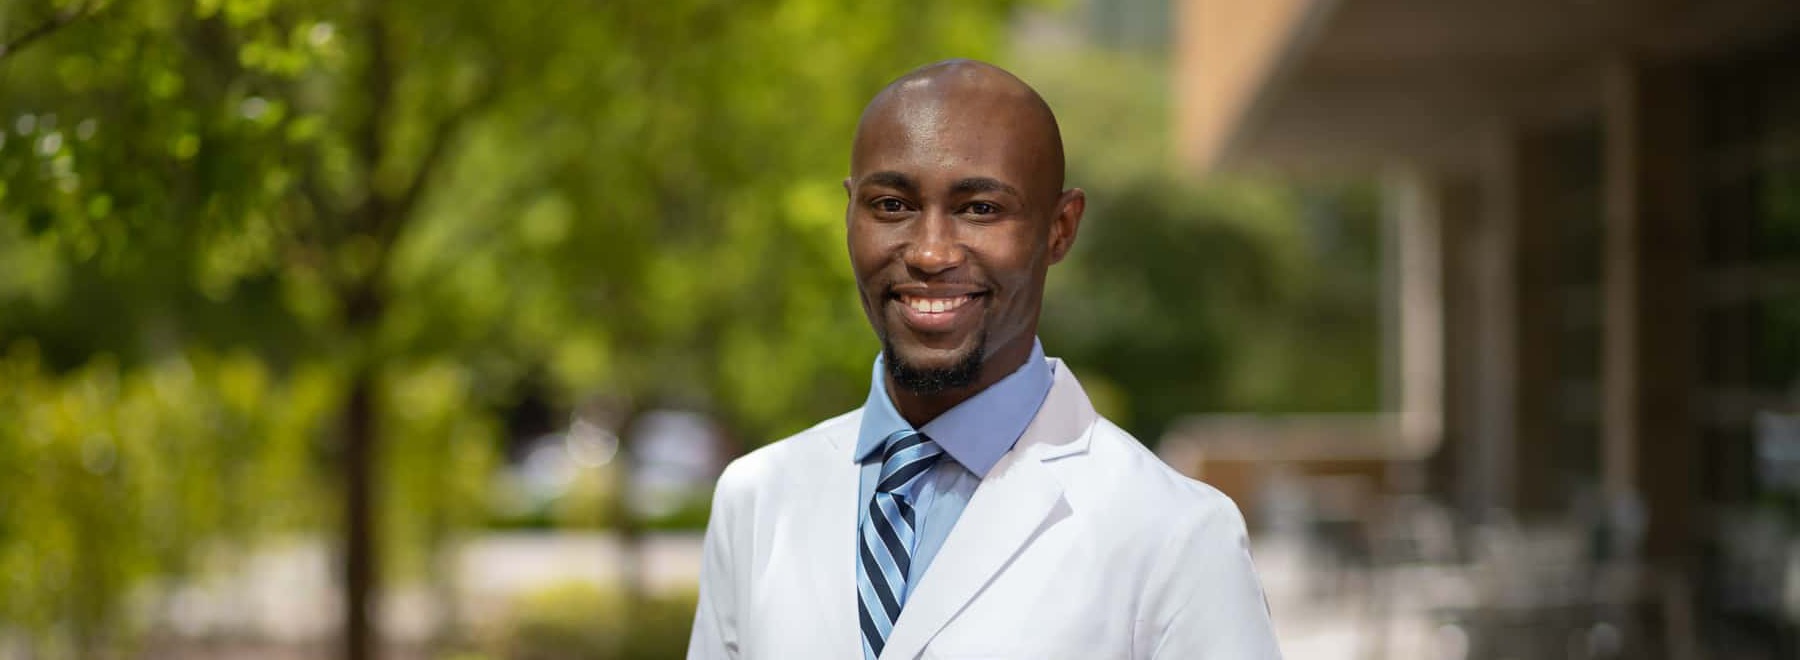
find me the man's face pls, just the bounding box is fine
[845,87,1079,395]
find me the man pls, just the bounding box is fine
[688,59,1281,660]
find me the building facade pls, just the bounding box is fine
[1174,0,1800,654]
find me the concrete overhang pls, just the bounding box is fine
[1176,0,1800,175]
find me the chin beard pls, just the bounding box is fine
[884,335,986,395]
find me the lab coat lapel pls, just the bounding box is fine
[879,361,1097,659]
[801,418,865,659]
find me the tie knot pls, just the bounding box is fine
[876,430,943,494]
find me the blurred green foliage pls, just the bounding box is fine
[1018,49,1383,437]
[1,0,1034,653]
[0,0,1379,654]
[0,342,334,654]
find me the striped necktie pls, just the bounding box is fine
[858,430,944,660]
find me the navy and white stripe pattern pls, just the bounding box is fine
[857,429,944,660]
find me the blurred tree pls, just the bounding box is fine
[0,0,104,61]
[2,0,1025,658]
[1016,45,1382,441]
[0,343,333,657]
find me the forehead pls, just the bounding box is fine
[850,93,1050,191]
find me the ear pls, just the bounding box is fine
[1047,188,1085,265]
[843,177,855,228]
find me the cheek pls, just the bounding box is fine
[847,226,900,312]
[976,230,1049,290]
[1001,232,1055,292]
[845,226,882,280]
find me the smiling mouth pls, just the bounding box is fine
[897,293,980,313]
[887,291,987,333]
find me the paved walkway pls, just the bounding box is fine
[139,532,1446,658]
[145,532,704,645]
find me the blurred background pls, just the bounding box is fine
[1,0,1797,658]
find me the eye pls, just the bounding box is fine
[965,201,1000,216]
[871,197,908,215]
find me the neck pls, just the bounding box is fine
[886,337,1033,428]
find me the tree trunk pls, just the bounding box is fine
[344,0,393,654]
[343,368,379,660]
[612,405,647,606]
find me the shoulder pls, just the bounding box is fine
[1055,416,1251,552]
[1038,362,1244,532]
[712,407,862,503]
[1067,418,1269,625]
[1075,417,1243,519]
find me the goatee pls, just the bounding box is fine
[883,336,985,395]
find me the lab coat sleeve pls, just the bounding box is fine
[1142,495,1284,659]
[687,461,747,660]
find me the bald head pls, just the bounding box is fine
[852,59,1066,200]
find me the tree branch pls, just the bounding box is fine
[392,81,498,221]
[0,2,101,61]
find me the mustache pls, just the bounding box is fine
[879,278,992,297]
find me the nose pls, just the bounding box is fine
[902,209,964,275]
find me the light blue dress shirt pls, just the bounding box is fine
[853,339,1054,591]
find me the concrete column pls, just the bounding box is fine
[1511,131,1565,515]
[1434,174,1488,522]
[1432,162,1519,517]
[1380,168,1448,503]
[1383,168,1446,461]
[1467,129,1523,519]
[1456,124,1565,519]
[1601,57,1698,560]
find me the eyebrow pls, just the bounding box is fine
[859,172,1023,200]
[950,177,1021,199]
[861,171,918,196]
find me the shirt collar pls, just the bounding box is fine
[854,339,1053,478]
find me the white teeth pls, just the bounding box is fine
[903,295,971,313]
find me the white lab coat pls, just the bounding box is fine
[688,360,1282,659]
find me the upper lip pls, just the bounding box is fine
[888,283,987,299]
